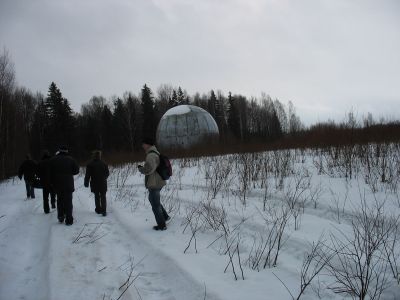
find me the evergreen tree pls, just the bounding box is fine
[207,90,217,118]
[101,105,113,151]
[112,98,127,151]
[140,84,156,139]
[44,82,75,152]
[177,87,186,105]
[125,93,139,151]
[237,95,248,140]
[227,92,240,140]
[168,90,178,109]
[30,98,48,157]
[214,91,228,140]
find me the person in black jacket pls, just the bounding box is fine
[37,151,56,213]
[50,146,79,225]
[84,150,109,216]
[18,154,37,199]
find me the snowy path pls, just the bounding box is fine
[0,179,221,300]
[3,163,399,300]
[0,181,51,300]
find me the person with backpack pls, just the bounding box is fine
[37,150,56,213]
[84,150,109,216]
[18,154,37,199]
[138,137,170,231]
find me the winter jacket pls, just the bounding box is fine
[37,155,52,188]
[139,146,166,189]
[84,158,109,193]
[50,152,79,193]
[18,159,37,182]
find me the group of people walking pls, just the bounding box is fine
[17,138,169,230]
[18,146,108,226]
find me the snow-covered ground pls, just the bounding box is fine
[1,148,400,300]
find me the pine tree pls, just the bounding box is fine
[30,99,48,157]
[208,90,217,118]
[44,82,75,152]
[177,87,185,105]
[214,92,228,140]
[168,90,178,109]
[125,93,138,151]
[228,92,240,140]
[101,105,113,151]
[141,84,156,139]
[112,98,127,151]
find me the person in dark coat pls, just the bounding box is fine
[18,154,37,199]
[50,146,79,226]
[37,150,56,213]
[84,150,109,216]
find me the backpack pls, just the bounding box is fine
[149,151,172,180]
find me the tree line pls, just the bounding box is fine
[0,49,302,178]
[1,48,399,180]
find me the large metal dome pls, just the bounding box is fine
[156,105,219,149]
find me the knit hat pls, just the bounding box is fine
[141,137,155,146]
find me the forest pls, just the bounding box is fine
[1,48,399,180]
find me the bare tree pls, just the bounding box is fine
[273,236,334,300]
[0,48,16,179]
[326,196,398,300]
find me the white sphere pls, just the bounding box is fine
[156,105,219,149]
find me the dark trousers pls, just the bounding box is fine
[94,191,107,213]
[56,192,73,224]
[25,180,35,198]
[43,187,56,213]
[148,189,169,227]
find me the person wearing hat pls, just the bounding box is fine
[37,150,56,213]
[84,150,109,216]
[138,137,170,230]
[50,145,79,225]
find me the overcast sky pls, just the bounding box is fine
[1,0,399,125]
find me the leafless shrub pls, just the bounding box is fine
[383,220,400,285]
[295,237,334,299]
[309,181,324,210]
[329,185,349,224]
[273,236,334,300]
[109,163,135,190]
[173,159,186,190]
[72,222,109,244]
[102,253,146,300]
[272,150,294,190]
[161,185,181,216]
[204,156,232,200]
[326,196,398,300]
[223,232,245,280]
[261,153,273,211]
[248,204,292,269]
[110,164,140,211]
[283,171,311,230]
[200,200,228,232]
[182,204,202,254]
[270,206,292,267]
[246,221,279,271]
[235,153,253,206]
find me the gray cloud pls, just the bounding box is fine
[1,0,399,124]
